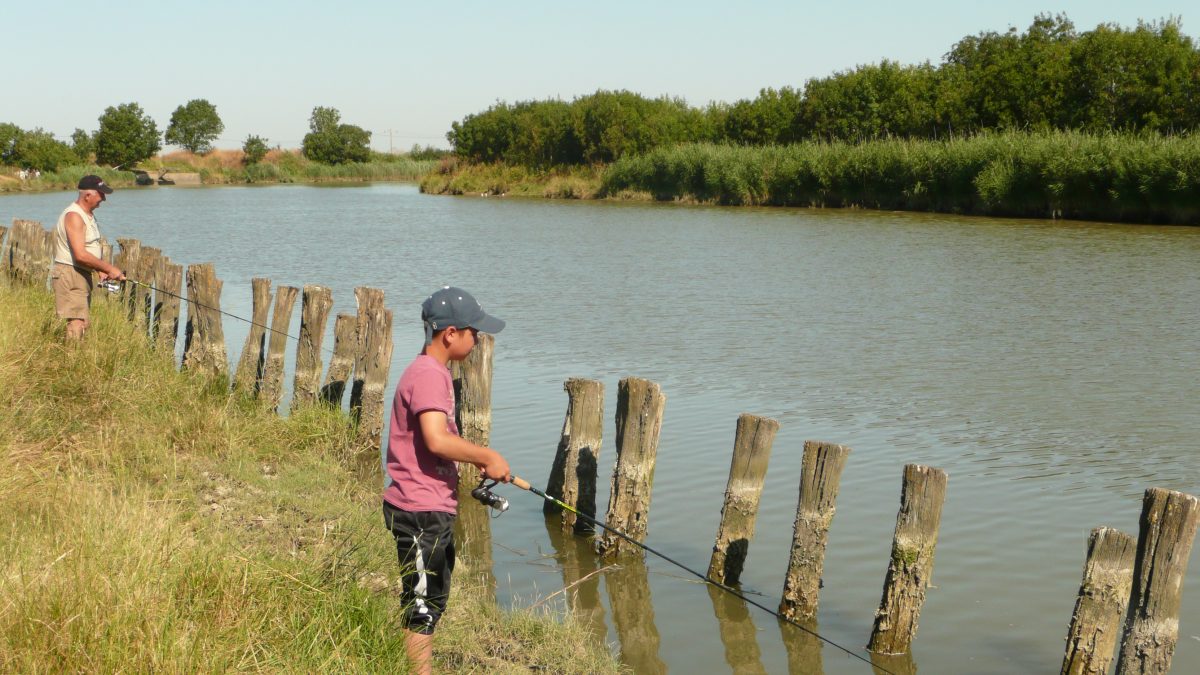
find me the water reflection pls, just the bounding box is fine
[606,554,667,675]
[707,585,768,675]
[542,517,607,644]
[870,650,918,675]
[779,616,825,675]
[453,497,496,597]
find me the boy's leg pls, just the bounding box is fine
[404,631,433,675]
[383,502,456,665]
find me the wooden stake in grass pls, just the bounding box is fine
[0,225,9,271]
[349,287,385,421]
[867,464,948,655]
[708,413,779,586]
[233,278,272,393]
[544,378,604,532]
[355,304,393,449]
[320,313,356,407]
[451,332,495,487]
[1115,488,1200,675]
[155,259,183,355]
[291,285,333,411]
[779,440,850,621]
[133,247,161,333]
[182,263,227,379]
[1061,527,1135,675]
[260,285,299,411]
[596,377,665,557]
[115,238,140,316]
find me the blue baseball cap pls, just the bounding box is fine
[421,286,505,344]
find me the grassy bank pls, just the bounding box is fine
[0,282,621,673]
[0,150,438,194]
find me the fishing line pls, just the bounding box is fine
[479,477,895,674]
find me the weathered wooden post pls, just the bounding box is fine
[709,414,779,585]
[708,585,768,675]
[355,306,393,448]
[0,225,9,274]
[349,287,384,414]
[155,259,183,355]
[867,464,948,655]
[8,220,41,284]
[233,278,272,393]
[1061,527,1136,675]
[291,285,333,411]
[779,440,851,620]
[1115,488,1200,675]
[260,285,299,411]
[320,313,356,407]
[182,263,227,379]
[115,238,141,315]
[133,246,161,332]
[606,554,667,674]
[544,378,604,532]
[596,377,666,557]
[451,331,496,487]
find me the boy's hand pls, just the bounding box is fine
[480,452,511,483]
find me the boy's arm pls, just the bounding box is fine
[418,410,511,482]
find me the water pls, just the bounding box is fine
[5,184,1199,674]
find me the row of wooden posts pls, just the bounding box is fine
[3,219,1198,673]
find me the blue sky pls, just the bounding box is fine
[4,1,1190,152]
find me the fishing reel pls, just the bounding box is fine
[98,278,123,293]
[471,478,509,513]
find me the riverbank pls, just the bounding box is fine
[0,282,621,674]
[423,131,1200,225]
[0,150,437,195]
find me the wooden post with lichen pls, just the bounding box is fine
[867,464,948,655]
[1115,488,1200,675]
[544,378,604,532]
[708,413,779,585]
[320,313,356,407]
[155,259,183,355]
[355,305,393,448]
[596,377,666,557]
[1061,527,1136,675]
[233,278,272,393]
[260,285,299,411]
[291,285,333,411]
[778,440,851,620]
[451,331,495,487]
[182,263,227,379]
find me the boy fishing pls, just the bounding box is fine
[382,286,512,675]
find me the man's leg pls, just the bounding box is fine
[66,318,86,340]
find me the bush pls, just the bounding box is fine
[301,107,371,165]
[242,135,269,165]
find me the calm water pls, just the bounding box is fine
[5,184,1199,674]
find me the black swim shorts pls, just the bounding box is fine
[383,501,456,635]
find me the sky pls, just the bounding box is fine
[3,1,1192,153]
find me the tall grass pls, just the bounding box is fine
[601,131,1200,224]
[0,282,621,674]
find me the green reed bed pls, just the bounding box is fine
[601,131,1200,224]
[0,282,622,674]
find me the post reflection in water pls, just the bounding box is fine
[706,585,768,675]
[606,554,667,675]
[779,615,825,675]
[870,650,918,675]
[453,496,496,599]
[542,517,607,645]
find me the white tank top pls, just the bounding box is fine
[53,202,103,267]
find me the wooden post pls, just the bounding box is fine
[320,313,356,407]
[8,220,43,285]
[355,306,393,448]
[95,240,114,304]
[709,414,779,585]
[451,332,495,487]
[1115,488,1200,675]
[155,260,183,356]
[1061,527,1136,675]
[349,287,385,418]
[133,246,161,333]
[867,464,949,655]
[606,554,667,674]
[0,225,8,275]
[291,285,333,411]
[779,440,851,620]
[233,278,272,393]
[182,263,227,379]
[544,378,604,532]
[37,223,54,288]
[260,285,299,411]
[596,377,666,557]
[115,238,140,316]
[708,585,768,675]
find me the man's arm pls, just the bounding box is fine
[418,410,511,481]
[64,212,124,279]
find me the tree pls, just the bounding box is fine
[0,123,21,165]
[302,107,371,164]
[70,128,94,162]
[165,99,224,153]
[13,129,77,171]
[242,135,269,165]
[94,102,161,168]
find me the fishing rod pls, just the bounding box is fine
[101,277,334,356]
[471,476,893,674]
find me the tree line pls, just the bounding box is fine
[1,102,379,173]
[448,15,1200,167]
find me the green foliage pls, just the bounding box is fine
[164,98,224,154]
[242,134,269,165]
[301,106,371,165]
[70,128,94,162]
[94,102,161,168]
[0,122,21,164]
[407,144,451,161]
[11,128,77,171]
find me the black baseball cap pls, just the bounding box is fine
[421,286,505,344]
[78,175,114,195]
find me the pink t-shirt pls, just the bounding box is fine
[383,354,460,514]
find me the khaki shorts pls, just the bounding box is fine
[52,263,93,321]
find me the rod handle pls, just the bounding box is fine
[511,476,531,491]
